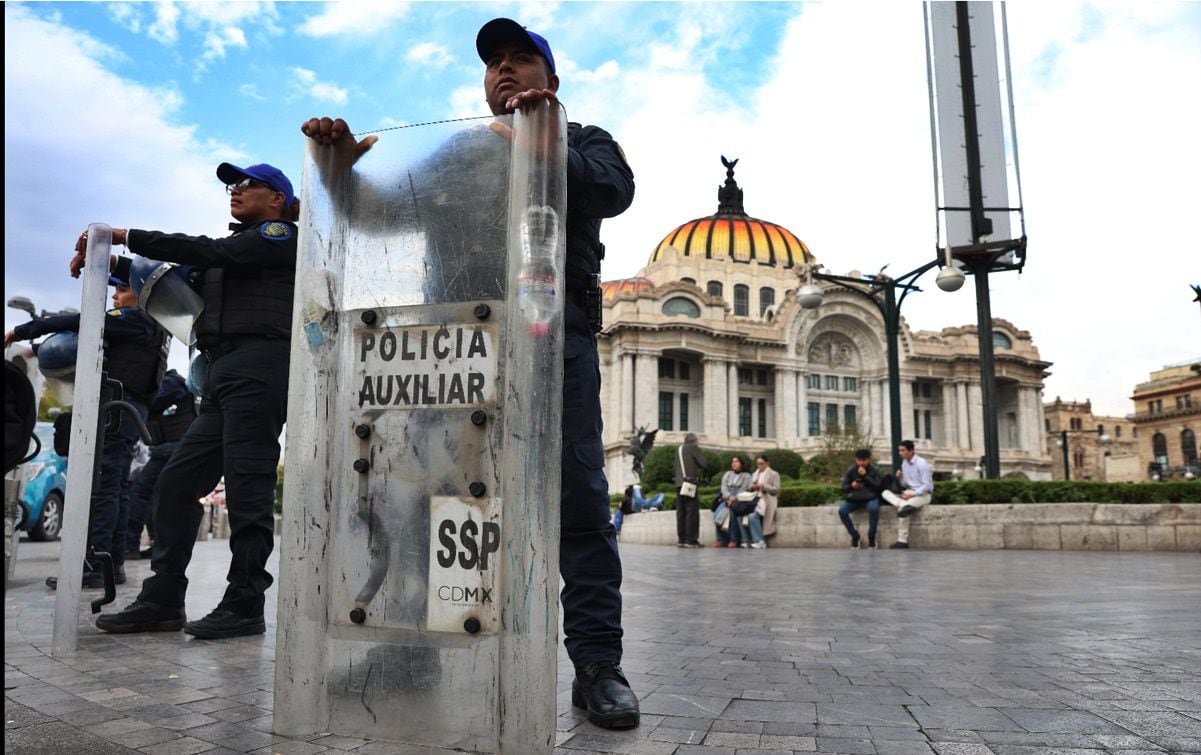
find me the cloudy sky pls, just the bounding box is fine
[5,1,1199,417]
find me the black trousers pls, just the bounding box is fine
[560,302,624,667]
[124,441,177,552]
[675,493,700,544]
[138,339,289,616]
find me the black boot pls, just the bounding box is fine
[572,662,640,729]
[184,607,266,639]
[95,600,186,633]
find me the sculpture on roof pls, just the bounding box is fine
[717,155,745,215]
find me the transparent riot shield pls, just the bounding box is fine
[275,104,566,753]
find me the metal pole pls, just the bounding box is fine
[884,284,903,473]
[954,2,1001,479]
[1060,429,1070,482]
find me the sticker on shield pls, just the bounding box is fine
[427,495,501,634]
[356,323,498,410]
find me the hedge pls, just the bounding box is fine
[612,480,1199,510]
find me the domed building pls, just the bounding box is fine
[597,158,1053,489]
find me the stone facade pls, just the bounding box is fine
[1042,398,1139,481]
[597,162,1054,492]
[1131,360,1201,480]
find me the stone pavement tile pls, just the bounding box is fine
[873,742,935,755]
[815,737,875,753]
[906,705,1022,732]
[248,741,332,754]
[815,725,871,738]
[5,720,143,754]
[723,700,816,724]
[762,722,818,737]
[208,705,265,723]
[179,720,276,751]
[704,731,761,747]
[867,726,928,741]
[985,748,1106,755]
[711,719,764,734]
[759,734,817,751]
[1090,734,1166,750]
[85,716,158,738]
[930,745,996,754]
[656,715,716,731]
[3,699,54,728]
[673,746,736,754]
[646,726,708,745]
[180,696,240,715]
[137,735,216,755]
[1000,707,1134,734]
[640,693,732,719]
[1098,710,1201,739]
[816,703,916,728]
[309,733,371,751]
[978,731,1101,747]
[106,725,182,748]
[157,712,221,731]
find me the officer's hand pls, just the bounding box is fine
[488,90,561,144]
[301,117,377,165]
[3,331,17,348]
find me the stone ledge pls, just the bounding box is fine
[617,503,1201,551]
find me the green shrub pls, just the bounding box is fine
[758,448,805,479]
[932,480,1200,504]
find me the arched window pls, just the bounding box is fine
[1152,433,1168,465]
[681,277,696,285]
[993,332,1012,349]
[759,287,775,316]
[661,297,701,318]
[733,284,749,316]
[707,280,723,298]
[1183,429,1198,465]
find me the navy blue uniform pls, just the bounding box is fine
[560,123,634,667]
[118,220,296,618]
[124,370,195,553]
[13,307,165,570]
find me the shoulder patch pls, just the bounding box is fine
[260,221,293,241]
[107,308,123,317]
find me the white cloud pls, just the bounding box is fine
[239,83,266,101]
[405,41,453,69]
[107,3,142,34]
[148,1,180,44]
[291,66,348,104]
[202,26,248,62]
[2,4,241,372]
[297,1,410,37]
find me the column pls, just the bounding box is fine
[868,380,883,439]
[942,382,957,450]
[620,353,634,437]
[703,357,726,442]
[727,363,740,439]
[598,351,613,444]
[1032,387,1047,453]
[967,382,984,452]
[775,368,791,443]
[956,381,970,452]
[899,378,915,441]
[633,353,658,432]
[796,369,807,439]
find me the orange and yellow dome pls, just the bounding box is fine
[601,276,655,300]
[650,158,812,269]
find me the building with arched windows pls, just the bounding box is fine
[1130,359,1201,479]
[597,160,1054,490]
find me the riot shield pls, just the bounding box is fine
[275,104,566,754]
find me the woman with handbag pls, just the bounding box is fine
[731,454,780,549]
[713,455,751,548]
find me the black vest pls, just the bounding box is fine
[105,327,169,404]
[194,221,296,343]
[147,400,197,445]
[565,122,605,292]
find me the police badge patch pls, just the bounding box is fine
[260,221,293,241]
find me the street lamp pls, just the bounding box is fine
[974,457,984,479]
[798,247,962,473]
[1056,428,1111,482]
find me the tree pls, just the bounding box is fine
[804,423,880,481]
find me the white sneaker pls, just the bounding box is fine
[750,541,766,549]
[739,543,750,548]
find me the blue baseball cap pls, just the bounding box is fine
[476,18,555,74]
[216,162,295,208]
[108,274,129,287]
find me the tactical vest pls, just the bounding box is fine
[565,122,605,293]
[147,399,197,446]
[104,321,169,403]
[194,222,296,342]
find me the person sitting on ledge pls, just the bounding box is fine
[839,448,883,550]
[880,439,933,549]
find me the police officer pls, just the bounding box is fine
[301,18,639,728]
[123,368,196,559]
[5,276,169,588]
[74,162,297,640]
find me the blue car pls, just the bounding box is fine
[19,421,68,541]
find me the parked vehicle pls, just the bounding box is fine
[20,422,68,541]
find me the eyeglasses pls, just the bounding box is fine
[225,178,273,195]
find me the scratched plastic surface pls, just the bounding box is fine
[276,106,565,753]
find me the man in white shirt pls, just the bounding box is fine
[881,440,933,549]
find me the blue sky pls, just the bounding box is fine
[5,1,1201,416]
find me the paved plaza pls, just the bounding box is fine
[6,537,1201,754]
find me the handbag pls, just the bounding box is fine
[677,446,698,498]
[731,490,759,517]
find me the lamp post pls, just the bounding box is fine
[798,252,964,473]
[1056,428,1111,482]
